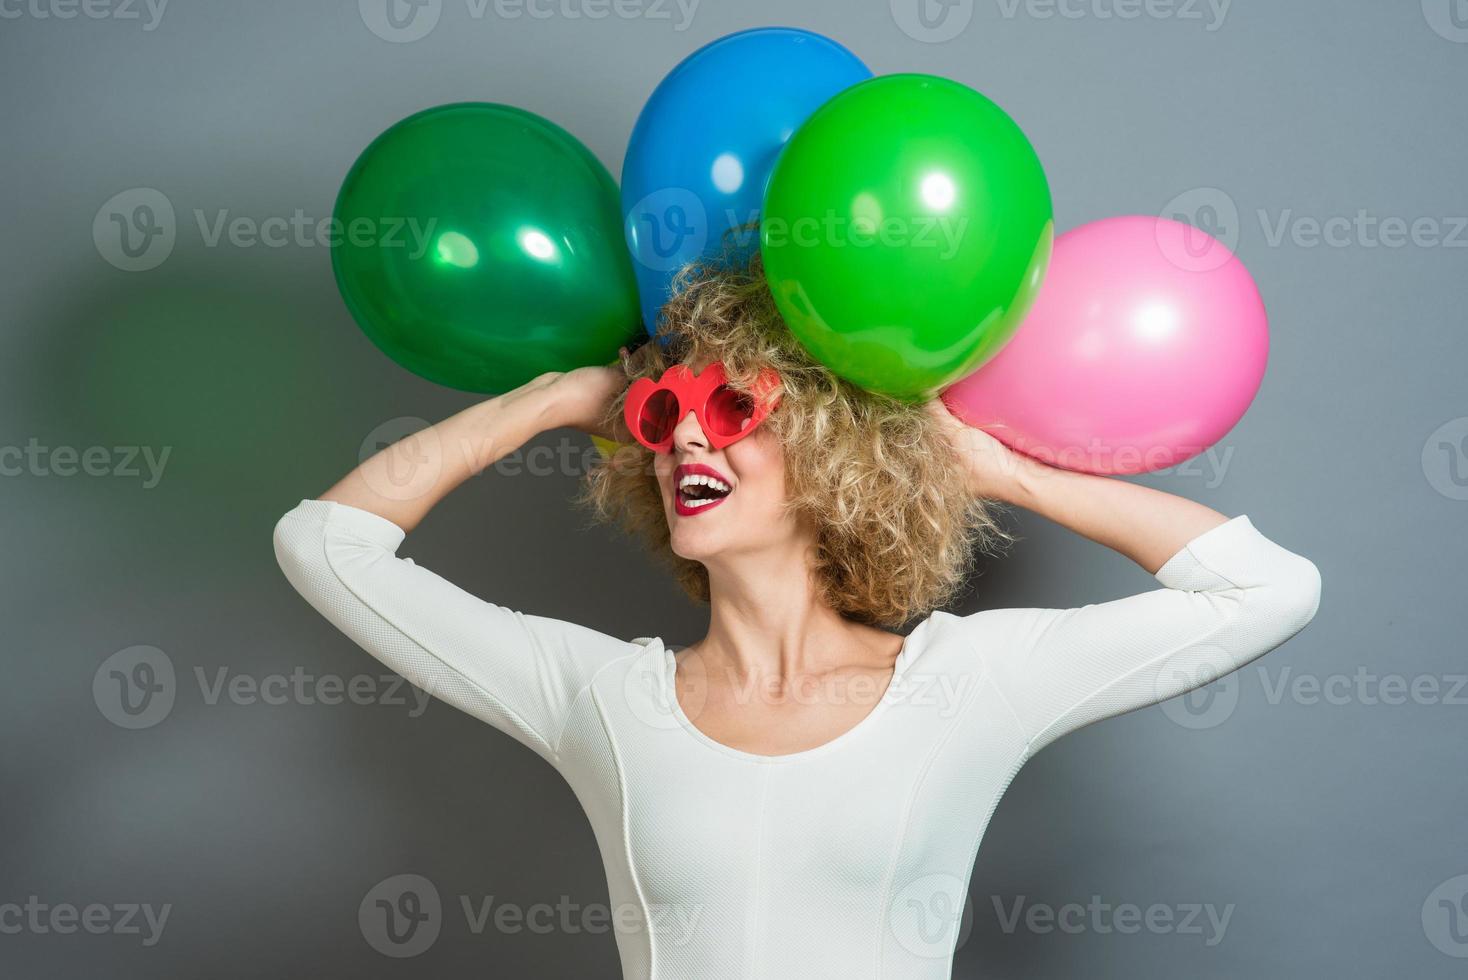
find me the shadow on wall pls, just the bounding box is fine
[18,253,463,552]
[6,252,627,978]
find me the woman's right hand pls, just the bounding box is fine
[543,352,631,442]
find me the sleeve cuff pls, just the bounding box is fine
[282,498,408,551]
[1153,514,1257,589]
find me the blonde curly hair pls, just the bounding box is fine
[576,248,1013,629]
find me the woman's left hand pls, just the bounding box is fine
[925,397,1236,575]
[924,396,1031,503]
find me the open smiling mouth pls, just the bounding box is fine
[675,468,733,516]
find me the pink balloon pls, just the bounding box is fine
[940,215,1268,476]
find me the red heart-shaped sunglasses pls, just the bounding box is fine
[623,361,782,453]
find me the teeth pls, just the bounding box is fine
[683,497,721,508]
[678,473,731,494]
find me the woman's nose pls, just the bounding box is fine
[672,408,707,452]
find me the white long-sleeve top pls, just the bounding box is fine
[273,498,1321,979]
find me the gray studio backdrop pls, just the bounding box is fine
[2,1,1465,977]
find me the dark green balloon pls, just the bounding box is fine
[332,103,640,393]
[761,74,1053,401]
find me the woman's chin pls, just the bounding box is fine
[668,516,726,561]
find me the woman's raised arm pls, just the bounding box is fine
[272,366,631,768]
[928,398,1321,755]
[321,364,625,532]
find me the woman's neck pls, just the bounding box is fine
[692,554,901,683]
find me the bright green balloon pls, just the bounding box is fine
[761,74,1053,401]
[332,103,640,393]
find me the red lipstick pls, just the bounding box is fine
[673,462,734,517]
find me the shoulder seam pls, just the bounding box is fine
[550,644,647,761]
[952,611,1034,756]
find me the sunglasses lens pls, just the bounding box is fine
[705,385,758,438]
[637,389,679,446]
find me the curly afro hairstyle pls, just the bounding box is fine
[576,247,1012,629]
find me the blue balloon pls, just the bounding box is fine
[621,27,871,339]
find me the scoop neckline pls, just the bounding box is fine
[657,616,933,765]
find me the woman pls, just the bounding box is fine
[274,256,1321,978]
